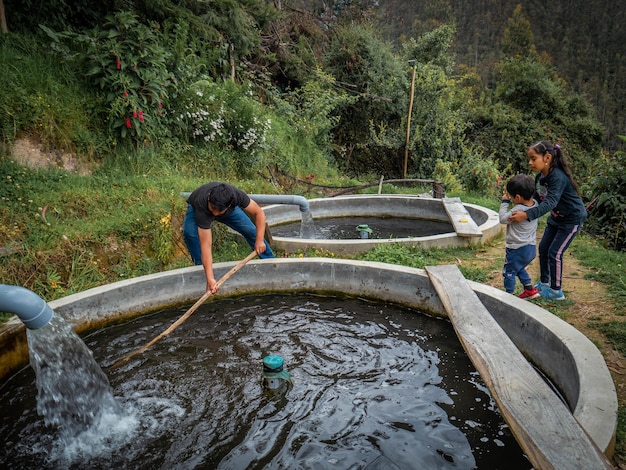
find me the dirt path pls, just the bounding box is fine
[466,237,625,467]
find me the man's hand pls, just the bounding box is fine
[206,277,218,294]
[245,200,268,255]
[199,227,218,293]
[254,239,267,255]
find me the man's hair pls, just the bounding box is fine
[208,183,235,211]
[506,174,535,200]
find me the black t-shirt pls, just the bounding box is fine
[187,182,251,229]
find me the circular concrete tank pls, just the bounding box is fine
[262,195,502,255]
[0,258,617,458]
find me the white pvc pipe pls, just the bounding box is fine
[0,284,54,329]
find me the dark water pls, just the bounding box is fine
[272,216,454,239]
[0,294,530,469]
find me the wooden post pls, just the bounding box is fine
[229,43,235,82]
[433,181,445,198]
[403,62,416,178]
[0,0,8,34]
[377,175,384,194]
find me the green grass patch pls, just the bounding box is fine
[0,33,106,155]
[356,243,492,283]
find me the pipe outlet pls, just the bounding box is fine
[248,194,310,213]
[0,284,54,329]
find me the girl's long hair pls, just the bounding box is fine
[530,140,580,194]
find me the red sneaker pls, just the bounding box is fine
[518,287,540,300]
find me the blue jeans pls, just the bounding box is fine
[183,204,274,265]
[538,220,582,290]
[503,244,536,293]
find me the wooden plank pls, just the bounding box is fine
[425,264,612,470]
[442,197,482,237]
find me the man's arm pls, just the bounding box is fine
[198,227,218,293]
[243,199,267,254]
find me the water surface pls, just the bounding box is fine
[272,216,453,239]
[0,294,530,469]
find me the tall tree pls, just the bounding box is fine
[324,22,408,175]
[464,5,603,178]
[500,4,536,58]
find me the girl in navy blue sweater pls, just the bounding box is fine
[508,141,587,300]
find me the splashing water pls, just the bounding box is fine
[299,209,317,239]
[26,314,134,444]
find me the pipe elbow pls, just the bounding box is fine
[0,284,54,329]
[249,194,310,213]
[292,195,310,213]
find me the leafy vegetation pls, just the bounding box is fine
[584,138,626,251]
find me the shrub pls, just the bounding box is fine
[432,159,462,193]
[174,79,271,176]
[456,151,503,197]
[585,138,626,251]
[41,12,173,143]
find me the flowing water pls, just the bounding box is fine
[0,294,530,469]
[299,209,317,239]
[1,314,137,467]
[276,216,453,240]
[27,315,123,431]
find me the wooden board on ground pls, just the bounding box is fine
[441,197,482,237]
[424,264,612,470]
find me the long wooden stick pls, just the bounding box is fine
[110,251,257,369]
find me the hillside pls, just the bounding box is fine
[294,0,625,151]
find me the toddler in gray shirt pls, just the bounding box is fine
[499,174,539,299]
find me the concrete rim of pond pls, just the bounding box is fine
[262,195,503,255]
[0,257,616,458]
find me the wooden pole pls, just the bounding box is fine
[0,0,8,34]
[229,43,235,82]
[404,63,416,178]
[330,178,439,197]
[109,251,257,369]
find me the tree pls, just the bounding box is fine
[585,137,626,251]
[364,24,476,179]
[500,4,536,58]
[324,23,408,176]
[463,6,604,178]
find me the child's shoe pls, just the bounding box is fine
[540,288,565,301]
[534,281,550,293]
[518,287,540,300]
